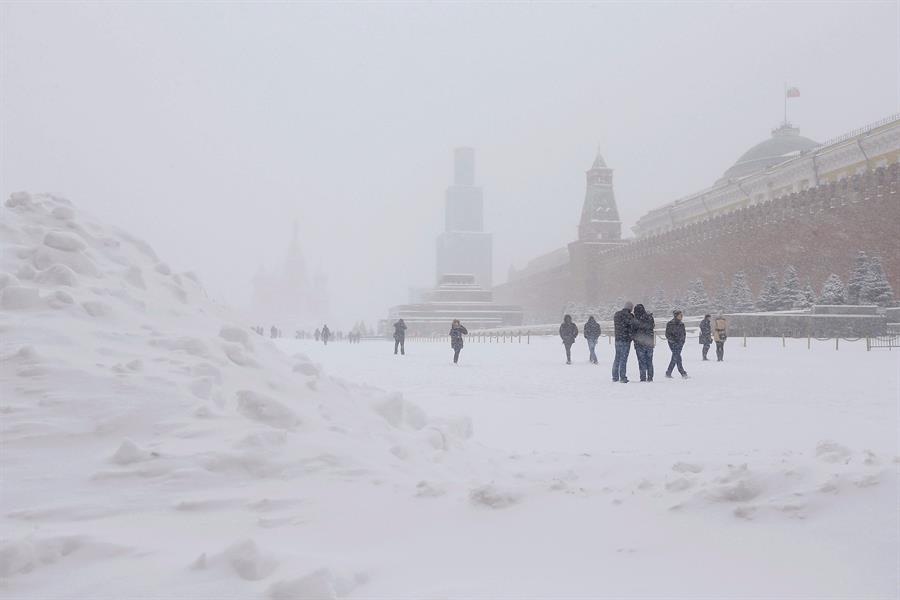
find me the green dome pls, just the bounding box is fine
[720,124,819,182]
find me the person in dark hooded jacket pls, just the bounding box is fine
[393,319,407,355]
[612,301,634,383]
[558,314,579,364]
[699,314,712,360]
[449,319,468,364]
[632,304,655,382]
[583,316,601,364]
[665,310,688,378]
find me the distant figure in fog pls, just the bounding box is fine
[449,319,468,364]
[270,325,277,339]
[665,310,688,379]
[314,328,321,342]
[699,314,712,361]
[583,316,601,364]
[612,301,635,383]
[632,304,655,382]
[393,319,407,355]
[321,325,331,345]
[713,315,728,362]
[558,314,579,365]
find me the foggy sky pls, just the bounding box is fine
[2,2,897,327]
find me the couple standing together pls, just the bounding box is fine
[612,302,688,383]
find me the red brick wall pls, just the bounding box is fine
[502,164,899,318]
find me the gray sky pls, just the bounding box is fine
[2,1,897,326]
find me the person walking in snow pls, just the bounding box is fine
[583,316,602,364]
[321,325,331,346]
[314,328,321,342]
[449,319,468,364]
[393,319,407,355]
[558,314,579,364]
[632,304,655,382]
[612,301,635,383]
[699,314,712,361]
[665,310,688,379]
[713,315,728,362]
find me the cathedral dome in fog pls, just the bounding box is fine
[719,124,820,183]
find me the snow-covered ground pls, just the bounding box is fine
[1,193,898,599]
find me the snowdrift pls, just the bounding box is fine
[0,193,475,598]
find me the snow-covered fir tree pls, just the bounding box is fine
[710,273,731,313]
[649,287,668,315]
[863,256,894,306]
[778,265,803,309]
[797,278,817,309]
[729,271,755,312]
[819,274,846,305]
[845,250,869,304]
[757,271,782,311]
[685,279,710,315]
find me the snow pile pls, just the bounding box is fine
[0,193,476,598]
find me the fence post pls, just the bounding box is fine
[835,337,839,351]
[866,337,871,351]
[743,334,746,347]
[527,331,530,344]
[807,335,811,350]
[518,333,521,344]
[782,334,785,347]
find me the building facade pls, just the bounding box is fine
[495,115,900,322]
[383,148,522,334]
[436,147,493,289]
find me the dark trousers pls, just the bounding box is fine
[453,347,461,363]
[702,342,710,360]
[667,342,686,376]
[564,342,573,363]
[715,341,725,361]
[612,340,631,381]
[587,338,598,364]
[394,338,405,354]
[635,345,654,381]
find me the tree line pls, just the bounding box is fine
[563,250,895,320]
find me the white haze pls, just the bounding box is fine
[1,1,897,327]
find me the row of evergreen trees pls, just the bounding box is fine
[562,250,894,320]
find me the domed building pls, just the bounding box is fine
[718,124,820,183]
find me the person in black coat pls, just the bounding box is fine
[393,319,407,355]
[665,310,688,378]
[321,324,331,345]
[558,314,579,364]
[612,301,634,383]
[449,319,468,364]
[699,314,712,361]
[583,316,601,364]
[632,304,655,382]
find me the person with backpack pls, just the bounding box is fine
[583,316,602,364]
[393,319,407,355]
[699,314,712,361]
[632,304,655,382]
[558,314,579,365]
[449,320,468,364]
[665,310,688,379]
[713,315,728,362]
[612,301,635,383]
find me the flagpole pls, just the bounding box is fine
[783,82,787,126]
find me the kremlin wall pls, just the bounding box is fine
[494,114,900,323]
